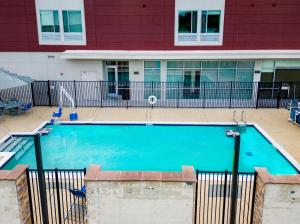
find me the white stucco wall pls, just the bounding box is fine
[0,180,21,224]
[261,184,300,224]
[0,52,268,83]
[0,52,103,81]
[87,180,195,224]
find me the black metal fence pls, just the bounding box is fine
[1,81,300,108]
[26,168,257,224]
[195,170,257,224]
[27,168,86,224]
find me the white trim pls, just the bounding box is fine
[61,50,300,60]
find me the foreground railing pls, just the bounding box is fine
[26,168,257,224]
[194,170,257,224]
[27,169,86,224]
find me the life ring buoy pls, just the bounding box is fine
[148,95,157,105]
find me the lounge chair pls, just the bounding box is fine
[22,102,32,112]
[64,185,87,223]
[52,106,62,118]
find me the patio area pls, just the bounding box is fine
[0,107,300,163]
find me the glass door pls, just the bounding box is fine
[106,66,118,96]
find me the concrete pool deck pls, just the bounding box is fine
[0,107,300,164]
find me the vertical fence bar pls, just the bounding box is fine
[55,168,62,224]
[230,134,241,224]
[30,82,35,106]
[203,82,206,108]
[229,82,233,109]
[100,81,103,107]
[194,170,199,224]
[221,171,228,224]
[47,80,52,107]
[256,82,260,109]
[177,82,180,108]
[34,134,49,224]
[277,82,282,109]
[73,80,78,108]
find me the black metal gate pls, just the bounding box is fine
[27,169,86,224]
[194,171,257,224]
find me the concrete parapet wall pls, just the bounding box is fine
[85,165,196,224]
[0,165,31,224]
[253,168,300,224]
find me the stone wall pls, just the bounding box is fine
[253,168,300,224]
[0,165,31,224]
[85,165,196,224]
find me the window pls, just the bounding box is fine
[201,11,221,33]
[178,11,197,33]
[144,61,161,99]
[166,60,255,99]
[144,61,161,82]
[63,10,83,32]
[40,10,59,32]
[36,0,86,45]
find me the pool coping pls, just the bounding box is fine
[0,120,299,173]
[85,165,197,182]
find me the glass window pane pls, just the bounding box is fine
[192,11,198,33]
[237,61,255,68]
[219,69,236,81]
[178,11,192,33]
[118,67,129,82]
[220,61,236,68]
[260,72,274,82]
[144,70,161,82]
[167,61,184,69]
[63,10,82,33]
[202,61,218,68]
[167,69,184,82]
[117,61,129,67]
[144,61,161,69]
[201,11,207,33]
[207,11,220,33]
[236,69,253,82]
[62,11,69,32]
[201,69,218,82]
[69,11,82,32]
[40,10,58,32]
[184,61,201,69]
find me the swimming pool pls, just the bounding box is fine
[1,123,299,175]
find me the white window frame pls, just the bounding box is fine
[35,0,86,45]
[174,0,225,46]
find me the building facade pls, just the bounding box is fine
[0,0,300,85]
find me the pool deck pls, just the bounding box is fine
[0,107,300,164]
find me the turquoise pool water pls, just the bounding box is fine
[2,124,298,174]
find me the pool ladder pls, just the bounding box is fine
[233,110,247,133]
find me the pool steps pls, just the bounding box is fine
[0,137,17,152]
[0,137,34,160]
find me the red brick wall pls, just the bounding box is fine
[0,0,300,51]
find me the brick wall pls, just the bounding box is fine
[252,174,265,224]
